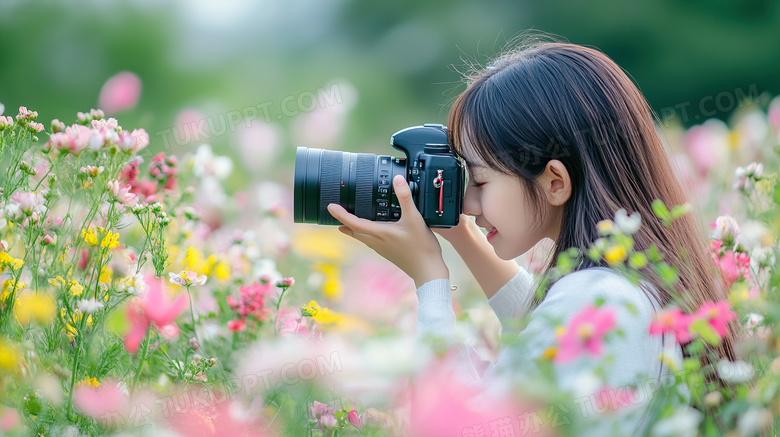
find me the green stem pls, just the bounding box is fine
[186,286,202,349]
[273,286,288,336]
[131,328,151,395]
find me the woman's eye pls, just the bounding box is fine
[469,181,485,188]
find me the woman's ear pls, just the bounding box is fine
[539,160,572,206]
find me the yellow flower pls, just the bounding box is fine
[82,226,120,249]
[0,338,21,374]
[541,347,557,361]
[183,246,206,273]
[596,219,614,235]
[306,300,344,325]
[77,377,100,388]
[81,227,98,246]
[1,280,26,302]
[60,308,93,340]
[14,293,56,325]
[604,245,627,265]
[100,230,120,249]
[728,282,750,307]
[0,252,23,271]
[291,228,352,261]
[99,266,113,286]
[48,276,84,297]
[313,262,342,301]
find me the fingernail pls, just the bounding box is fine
[393,176,404,186]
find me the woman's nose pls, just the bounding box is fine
[462,186,481,216]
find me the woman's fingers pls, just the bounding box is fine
[327,204,377,240]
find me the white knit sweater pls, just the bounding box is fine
[415,265,689,437]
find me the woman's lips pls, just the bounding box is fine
[486,228,498,240]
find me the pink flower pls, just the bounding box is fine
[0,407,21,432]
[46,124,92,155]
[73,379,128,419]
[554,304,617,364]
[227,318,246,332]
[650,307,693,344]
[124,305,148,354]
[107,180,138,207]
[139,276,188,326]
[408,352,540,436]
[9,191,47,218]
[592,385,638,413]
[124,276,188,353]
[348,409,362,429]
[694,301,737,338]
[310,401,337,430]
[714,250,751,286]
[116,128,149,153]
[98,71,141,115]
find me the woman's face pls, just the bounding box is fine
[460,143,564,260]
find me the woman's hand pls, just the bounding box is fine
[431,213,482,245]
[327,175,449,289]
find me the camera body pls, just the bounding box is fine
[293,123,465,228]
[390,124,465,227]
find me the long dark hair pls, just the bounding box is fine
[447,38,737,380]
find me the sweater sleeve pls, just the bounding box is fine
[486,266,536,336]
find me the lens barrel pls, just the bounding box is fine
[294,147,405,225]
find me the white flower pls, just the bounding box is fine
[738,407,772,437]
[716,359,755,384]
[192,144,233,180]
[710,215,740,241]
[746,313,764,329]
[0,102,4,116]
[651,407,702,437]
[168,271,207,287]
[614,209,641,234]
[750,246,775,270]
[78,298,105,314]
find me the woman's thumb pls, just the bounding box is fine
[392,175,416,212]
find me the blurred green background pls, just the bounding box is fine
[1,0,778,186]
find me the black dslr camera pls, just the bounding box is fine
[293,124,465,228]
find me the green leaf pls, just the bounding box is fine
[628,252,648,270]
[647,245,664,263]
[689,319,721,346]
[106,305,130,336]
[594,297,606,307]
[623,302,639,315]
[651,199,670,220]
[557,253,573,273]
[655,262,678,286]
[670,203,693,220]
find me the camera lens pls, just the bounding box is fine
[294,147,406,225]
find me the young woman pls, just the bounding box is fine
[327,39,737,434]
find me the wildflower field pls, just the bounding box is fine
[0,94,779,437]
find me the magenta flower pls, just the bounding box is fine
[649,307,693,344]
[554,304,617,364]
[348,409,362,429]
[694,301,737,338]
[98,71,141,115]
